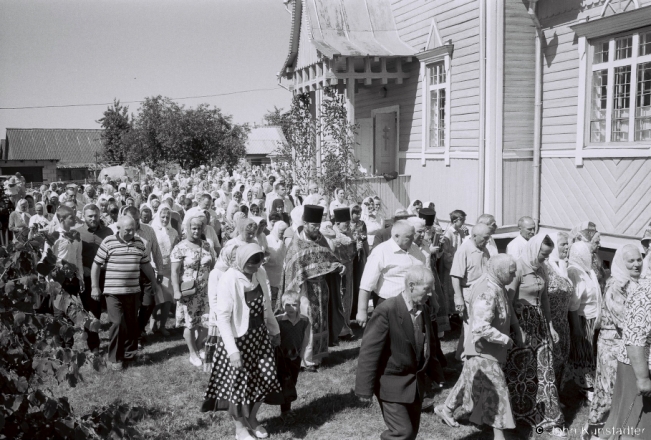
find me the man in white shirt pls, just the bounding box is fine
[506,216,536,260]
[356,220,427,327]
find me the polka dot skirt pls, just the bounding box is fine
[201,287,281,417]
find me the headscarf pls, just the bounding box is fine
[486,254,516,287]
[271,220,289,239]
[610,244,641,285]
[548,231,570,278]
[151,205,172,230]
[569,241,593,273]
[290,206,304,231]
[15,198,30,224]
[234,243,264,273]
[569,221,597,243]
[236,217,257,237]
[522,233,549,271]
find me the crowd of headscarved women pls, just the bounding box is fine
[5,163,651,440]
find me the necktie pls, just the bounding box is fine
[412,306,425,360]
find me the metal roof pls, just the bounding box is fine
[5,128,104,165]
[245,127,288,156]
[280,0,416,77]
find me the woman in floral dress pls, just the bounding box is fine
[584,245,643,439]
[202,243,281,440]
[545,232,575,390]
[171,214,215,367]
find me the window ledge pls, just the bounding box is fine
[585,144,651,149]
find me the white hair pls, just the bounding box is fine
[406,217,426,229]
[391,220,414,236]
[404,265,434,287]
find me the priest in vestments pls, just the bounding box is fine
[282,204,345,372]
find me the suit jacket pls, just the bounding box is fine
[355,294,443,403]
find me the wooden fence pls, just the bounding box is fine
[349,175,411,219]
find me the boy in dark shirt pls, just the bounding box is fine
[275,291,310,423]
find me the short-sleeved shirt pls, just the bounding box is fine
[506,234,528,260]
[360,239,426,299]
[450,239,490,287]
[94,235,149,295]
[78,223,113,273]
[617,279,651,370]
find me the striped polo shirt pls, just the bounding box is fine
[94,235,150,295]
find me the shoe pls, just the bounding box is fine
[301,365,318,373]
[235,430,256,440]
[245,420,268,439]
[189,355,202,367]
[159,328,170,337]
[434,405,459,428]
[199,350,206,360]
[547,426,568,438]
[108,361,124,371]
[339,333,356,341]
[421,398,435,412]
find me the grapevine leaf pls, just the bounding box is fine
[13,312,26,326]
[56,365,68,384]
[43,398,58,419]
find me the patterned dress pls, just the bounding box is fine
[201,286,281,417]
[505,268,564,431]
[545,263,573,389]
[171,240,215,328]
[587,280,637,433]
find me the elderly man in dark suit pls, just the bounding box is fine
[355,266,444,440]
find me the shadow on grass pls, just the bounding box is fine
[146,342,191,364]
[321,347,360,369]
[264,390,369,438]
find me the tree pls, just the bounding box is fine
[263,106,291,141]
[99,96,249,172]
[96,100,131,164]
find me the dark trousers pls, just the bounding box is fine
[137,271,155,336]
[280,356,302,413]
[106,293,139,363]
[82,274,105,352]
[377,398,422,440]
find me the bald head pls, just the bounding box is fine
[118,216,136,241]
[518,216,536,240]
[471,223,491,249]
[391,220,415,251]
[477,214,497,234]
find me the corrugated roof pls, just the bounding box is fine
[5,128,104,165]
[280,0,416,78]
[246,127,288,156]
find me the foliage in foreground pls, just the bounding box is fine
[0,237,143,439]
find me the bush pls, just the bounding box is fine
[0,239,143,439]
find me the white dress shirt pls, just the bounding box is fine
[360,239,427,299]
[506,234,528,260]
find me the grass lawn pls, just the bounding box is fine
[58,316,592,440]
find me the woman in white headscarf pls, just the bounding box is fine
[584,244,643,437]
[149,205,179,337]
[504,234,566,436]
[544,232,577,392]
[264,220,288,309]
[28,202,52,233]
[9,199,31,243]
[567,240,602,402]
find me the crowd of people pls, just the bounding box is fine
[6,162,651,440]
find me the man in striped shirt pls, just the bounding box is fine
[110,206,165,347]
[91,216,162,370]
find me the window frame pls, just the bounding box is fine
[417,44,452,165]
[585,27,651,148]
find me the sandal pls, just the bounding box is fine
[189,355,202,367]
[434,405,459,428]
[245,420,268,439]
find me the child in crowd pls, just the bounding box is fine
[274,291,310,424]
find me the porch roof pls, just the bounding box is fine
[280,0,416,78]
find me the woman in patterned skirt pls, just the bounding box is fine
[171,215,216,368]
[202,243,281,440]
[505,234,566,437]
[567,241,602,401]
[545,232,575,391]
[584,245,643,439]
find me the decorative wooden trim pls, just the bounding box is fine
[503,149,534,159]
[399,151,479,160]
[575,34,588,166]
[415,45,454,63]
[571,5,651,39]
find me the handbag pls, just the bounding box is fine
[179,241,201,298]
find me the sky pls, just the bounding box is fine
[0,0,292,135]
